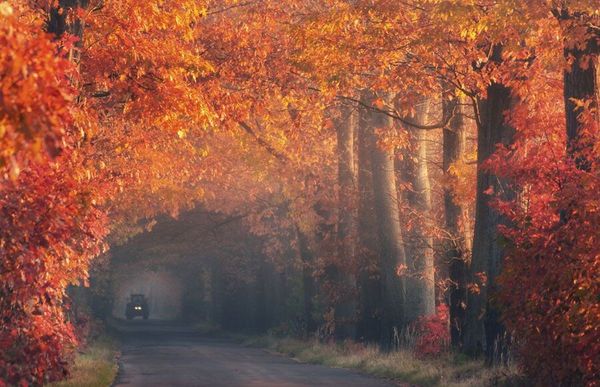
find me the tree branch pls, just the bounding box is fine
[238,121,290,162]
[336,93,458,130]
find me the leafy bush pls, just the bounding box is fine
[414,304,450,358]
[498,167,600,386]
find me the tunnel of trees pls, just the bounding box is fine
[0,1,598,386]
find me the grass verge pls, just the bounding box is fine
[240,335,526,387]
[193,321,227,337]
[50,335,119,387]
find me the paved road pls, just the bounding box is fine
[112,321,397,387]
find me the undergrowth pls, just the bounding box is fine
[49,335,119,387]
[241,335,527,387]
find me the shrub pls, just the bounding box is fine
[414,304,450,358]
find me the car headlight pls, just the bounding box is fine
[135,306,141,310]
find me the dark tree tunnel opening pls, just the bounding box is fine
[87,207,306,335]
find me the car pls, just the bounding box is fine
[125,294,149,320]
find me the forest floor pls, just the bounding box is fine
[238,335,527,387]
[50,335,119,387]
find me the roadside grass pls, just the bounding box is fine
[193,321,227,336]
[50,335,119,387]
[241,335,527,387]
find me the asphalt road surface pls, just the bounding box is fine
[112,321,397,387]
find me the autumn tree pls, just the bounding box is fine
[3,0,600,385]
[361,91,407,347]
[333,103,359,339]
[442,92,472,349]
[398,97,436,323]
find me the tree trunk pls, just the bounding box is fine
[208,258,224,327]
[255,254,269,333]
[297,227,317,336]
[464,59,515,364]
[400,98,436,323]
[443,94,470,349]
[362,91,407,349]
[561,17,599,170]
[47,0,87,62]
[356,104,383,343]
[47,0,85,36]
[334,104,358,339]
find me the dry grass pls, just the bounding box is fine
[242,335,527,387]
[193,321,226,336]
[50,335,119,387]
